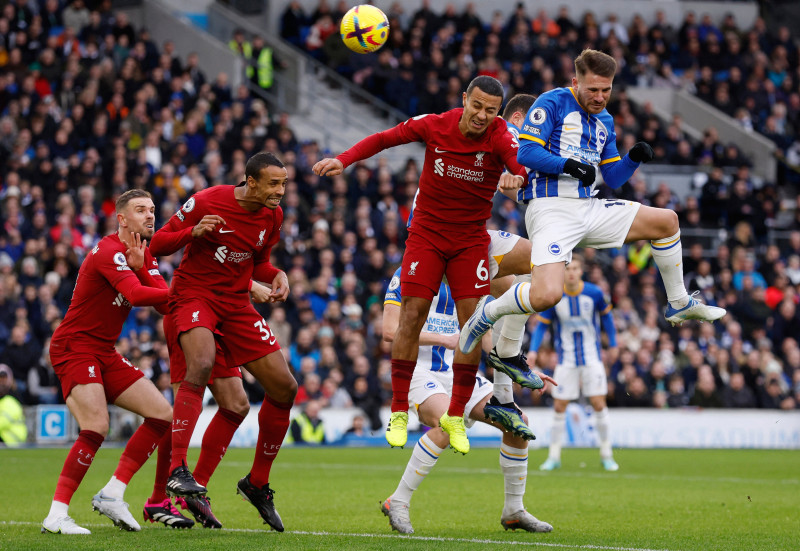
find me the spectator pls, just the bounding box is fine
[0,364,27,446]
[288,399,326,444]
[690,366,724,408]
[722,371,757,408]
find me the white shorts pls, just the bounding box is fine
[525,197,641,266]
[551,362,608,401]
[487,230,522,279]
[408,369,492,427]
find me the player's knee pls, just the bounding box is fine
[80,413,109,435]
[231,398,250,418]
[154,402,173,423]
[531,286,561,312]
[660,209,679,237]
[275,376,298,404]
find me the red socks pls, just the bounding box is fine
[448,363,478,418]
[249,395,291,488]
[193,408,245,487]
[169,382,205,472]
[390,359,415,412]
[149,431,172,503]
[114,418,170,484]
[53,430,105,505]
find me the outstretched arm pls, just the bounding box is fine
[313,118,424,176]
[150,214,227,256]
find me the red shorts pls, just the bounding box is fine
[50,340,144,403]
[401,224,490,301]
[163,313,242,385]
[170,297,281,367]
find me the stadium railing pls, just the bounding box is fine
[207,1,426,169]
[627,87,777,182]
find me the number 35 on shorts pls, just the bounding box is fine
[254,318,277,345]
[475,259,489,289]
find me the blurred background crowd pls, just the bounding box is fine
[1,0,799,435]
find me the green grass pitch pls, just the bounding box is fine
[0,445,797,550]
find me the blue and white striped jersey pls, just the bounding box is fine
[530,281,616,367]
[506,118,521,141]
[384,267,458,372]
[518,87,622,200]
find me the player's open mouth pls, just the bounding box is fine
[267,197,282,205]
[471,120,485,129]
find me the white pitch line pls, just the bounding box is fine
[217,461,799,486]
[1,521,678,551]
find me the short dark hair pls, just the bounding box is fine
[574,49,617,79]
[503,93,537,120]
[116,189,151,212]
[465,75,504,99]
[246,152,285,181]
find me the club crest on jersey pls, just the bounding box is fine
[192,311,200,323]
[257,229,266,247]
[529,107,546,124]
[475,151,485,167]
[548,243,562,255]
[425,381,437,390]
[88,365,96,378]
[597,129,607,147]
[408,261,419,276]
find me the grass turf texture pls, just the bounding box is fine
[0,446,796,550]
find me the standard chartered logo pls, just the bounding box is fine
[434,158,444,177]
[215,245,228,263]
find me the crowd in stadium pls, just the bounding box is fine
[0,0,799,426]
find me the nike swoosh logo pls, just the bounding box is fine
[577,168,586,175]
[563,125,578,131]
[172,428,187,432]
[219,229,235,233]
[475,283,489,289]
[77,459,91,466]
[269,338,276,345]
[434,147,448,153]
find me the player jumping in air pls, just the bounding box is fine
[313,76,528,454]
[460,49,725,359]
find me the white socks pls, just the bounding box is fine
[650,231,689,307]
[101,476,127,500]
[48,500,69,519]
[499,443,528,516]
[486,282,535,322]
[595,407,613,460]
[548,411,566,461]
[392,433,443,504]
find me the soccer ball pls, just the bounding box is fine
[340,5,389,54]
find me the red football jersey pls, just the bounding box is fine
[338,108,523,230]
[52,233,165,350]
[151,184,283,305]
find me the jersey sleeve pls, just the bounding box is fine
[519,95,557,148]
[384,270,402,306]
[95,245,169,307]
[149,195,206,256]
[517,94,567,175]
[337,115,430,169]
